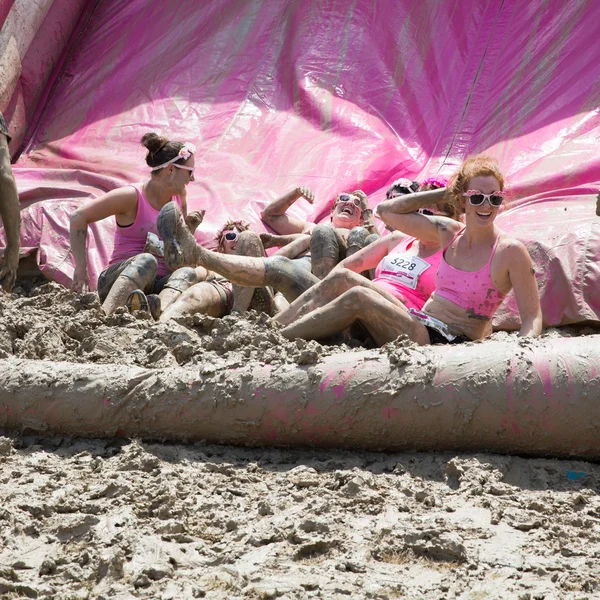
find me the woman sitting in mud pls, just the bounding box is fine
[261,186,379,278]
[276,156,542,345]
[69,133,206,316]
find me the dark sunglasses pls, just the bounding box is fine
[223,231,238,242]
[462,190,505,207]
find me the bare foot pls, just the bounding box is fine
[186,210,206,233]
[157,201,199,270]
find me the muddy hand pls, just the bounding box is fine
[0,254,18,292]
[596,191,600,217]
[185,210,206,234]
[295,186,314,204]
[71,265,90,295]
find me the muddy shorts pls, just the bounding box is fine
[205,274,234,313]
[0,112,10,143]
[97,258,170,302]
[408,308,469,345]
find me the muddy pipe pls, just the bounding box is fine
[0,336,599,459]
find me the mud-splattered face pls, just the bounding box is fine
[331,194,364,229]
[463,175,502,227]
[221,226,242,254]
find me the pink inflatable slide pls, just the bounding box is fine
[1,0,600,457]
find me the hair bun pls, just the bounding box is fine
[141,132,169,154]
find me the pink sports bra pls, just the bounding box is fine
[373,236,442,310]
[435,228,505,319]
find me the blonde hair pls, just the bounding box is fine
[215,219,250,253]
[447,155,504,215]
[332,190,370,222]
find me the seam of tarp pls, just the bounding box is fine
[15,0,102,163]
[442,0,505,165]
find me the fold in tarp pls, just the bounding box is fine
[3,0,600,326]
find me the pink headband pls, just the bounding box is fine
[151,142,196,171]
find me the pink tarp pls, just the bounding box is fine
[4,0,600,326]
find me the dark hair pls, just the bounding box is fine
[385,179,419,199]
[141,132,186,168]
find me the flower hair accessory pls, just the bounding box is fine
[391,178,414,188]
[420,176,448,189]
[151,142,197,171]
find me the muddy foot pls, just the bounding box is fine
[157,202,198,270]
[186,210,206,234]
[259,232,277,249]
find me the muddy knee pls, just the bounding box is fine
[264,255,319,302]
[346,226,378,256]
[236,230,266,258]
[310,224,340,260]
[163,267,200,293]
[122,253,158,288]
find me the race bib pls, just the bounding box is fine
[378,253,430,290]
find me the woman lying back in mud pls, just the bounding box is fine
[261,186,379,278]
[278,155,542,345]
[69,133,206,316]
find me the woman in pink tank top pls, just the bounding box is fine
[277,156,542,346]
[69,132,202,316]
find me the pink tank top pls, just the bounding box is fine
[373,236,442,310]
[109,184,181,278]
[435,228,505,318]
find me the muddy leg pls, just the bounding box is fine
[231,231,268,313]
[274,268,406,327]
[280,287,430,346]
[159,282,226,322]
[263,256,319,303]
[159,266,207,312]
[102,253,158,315]
[310,224,342,279]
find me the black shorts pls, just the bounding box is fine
[0,112,11,143]
[425,325,469,345]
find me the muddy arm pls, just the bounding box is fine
[507,242,542,337]
[0,134,20,292]
[260,187,314,235]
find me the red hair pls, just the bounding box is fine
[447,155,504,215]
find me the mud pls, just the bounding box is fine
[1,280,600,598]
[0,280,364,368]
[0,437,599,599]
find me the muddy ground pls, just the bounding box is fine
[0,281,599,599]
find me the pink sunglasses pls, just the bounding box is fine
[462,189,505,207]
